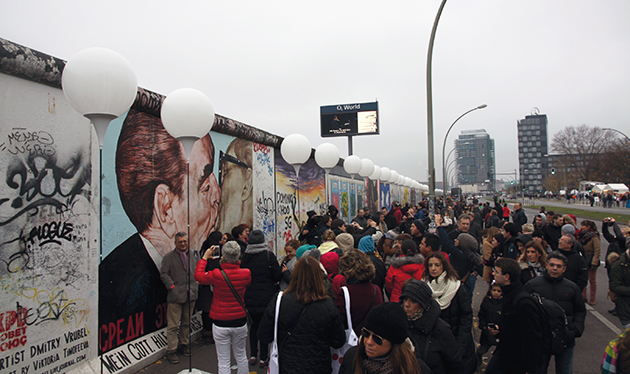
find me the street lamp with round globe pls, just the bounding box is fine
[344,155,362,177]
[358,158,374,178]
[369,165,381,181]
[380,167,391,183]
[161,88,215,159]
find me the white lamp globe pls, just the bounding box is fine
[61,47,137,146]
[358,158,375,178]
[369,165,381,181]
[161,88,215,159]
[380,167,391,182]
[344,155,362,175]
[405,177,412,187]
[281,134,312,165]
[315,143,340,170]
[389,170,399,184]
[397,175,405,185]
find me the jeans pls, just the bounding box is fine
[166,300,194,353]
[213,324,248,374]
[540,345,574,374]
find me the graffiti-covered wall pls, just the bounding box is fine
[0,37,406,374]
[0,71,99,374]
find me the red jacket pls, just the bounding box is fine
[194,260,251,321]
[384,254,424,302]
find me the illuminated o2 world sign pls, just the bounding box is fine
[320,101,379,138]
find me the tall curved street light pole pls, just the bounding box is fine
[427,0,448,211]
[441,104,487,197]
[603,127,630,141]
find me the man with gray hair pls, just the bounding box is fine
[160,232,200,364]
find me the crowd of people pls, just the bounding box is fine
[158,198,630,374]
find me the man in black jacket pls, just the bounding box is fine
[544,214,564,251]
[486,258,542,374]
[558,235,589,292]
[524,252,586,374]
[511,203,528,230]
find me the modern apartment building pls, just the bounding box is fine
[517,113,549,192]
[455,129,495,191]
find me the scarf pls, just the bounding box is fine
[579,230,599,245]
[178,249,188,271]
[362,353,394,374]
[408,308,424,322]
[428,272,461,310]
[527,261,545,277]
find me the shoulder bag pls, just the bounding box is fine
[220,269,253,326]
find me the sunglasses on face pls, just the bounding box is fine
[361,327,384,345]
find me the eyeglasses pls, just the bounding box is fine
[361,327,384,345]
[218,150,251,188]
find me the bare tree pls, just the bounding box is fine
[551,125,615,183]
[600,138,630,186]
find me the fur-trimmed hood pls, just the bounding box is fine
[390,253,425,268]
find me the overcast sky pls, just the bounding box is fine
[3,0,629,184]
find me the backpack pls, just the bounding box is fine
[531,293,568,355]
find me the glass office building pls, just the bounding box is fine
[517,113,548,192]
[456,129,495,190]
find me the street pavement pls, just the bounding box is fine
[137,200,628,374]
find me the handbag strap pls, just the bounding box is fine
[273,291,283,341]
[221,269,247,315]
[341,287,353,331]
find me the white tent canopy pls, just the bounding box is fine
[592,184,607,193]
[606,183,629,194]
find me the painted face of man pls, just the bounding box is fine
[187,136,221,251]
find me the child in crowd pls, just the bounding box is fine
[477,282,503,362]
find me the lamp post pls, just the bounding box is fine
[61,48,137,371]
[603,127,630,141]
[441,104,487,198]
[281,134,312,230]
[426,0,448,211]
[315,142,340,207]
[161,88,215,374]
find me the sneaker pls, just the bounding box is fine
[589,300,596,306]
[166,352,180,364]
[259,359,269,368]
[178,345,192,357]
[249,357,257,366]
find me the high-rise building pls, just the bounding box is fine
[455,129,495,190]
[517,113,548,193]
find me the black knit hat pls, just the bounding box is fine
[363,302,409,344]
[400,280,433,311]
[412,220,425,234]
[248,229,265,244]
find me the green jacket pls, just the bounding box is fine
[609,252,630,320]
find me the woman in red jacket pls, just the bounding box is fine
[195,241,251,374]
[384,239,424,302]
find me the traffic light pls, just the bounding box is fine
[551,168,555,175]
